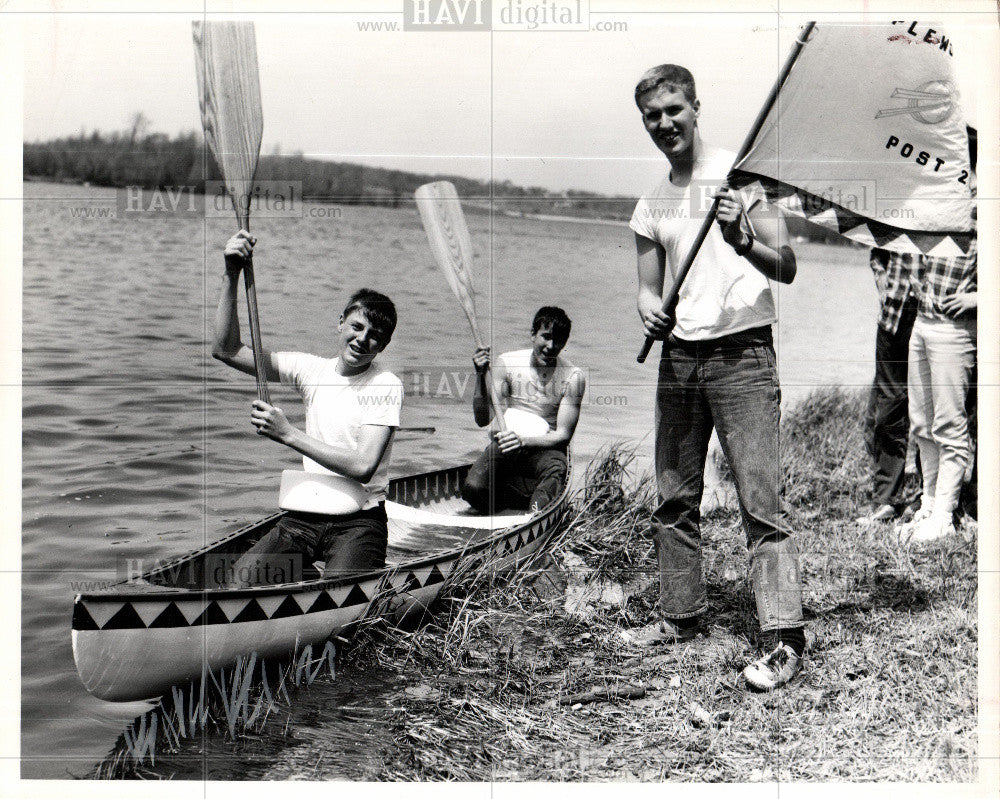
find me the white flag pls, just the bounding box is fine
[733,21,974,256]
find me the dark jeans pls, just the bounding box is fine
[233,504,388,586]
[462,441,568,513]
[865,303,921,510]
[652,326,803,632]
[960,362,977,519]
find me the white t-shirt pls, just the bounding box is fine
[274,352,403,505]
[630,145,777,341]
[495,349,586,429]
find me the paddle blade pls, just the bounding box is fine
[414,181,481,345]
[192,21,264,230]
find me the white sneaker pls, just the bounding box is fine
[909,514,956,543]
[897,504,934,538]
[742,643,803,691]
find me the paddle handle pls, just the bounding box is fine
[469,322,508,434]
[242,255,270,404]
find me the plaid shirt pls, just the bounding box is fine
[913,236,978,320]
[869,249,917,335]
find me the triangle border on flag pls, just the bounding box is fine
[731,171,975,256]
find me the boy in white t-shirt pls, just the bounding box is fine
[213,231,403,584]
[624,64,804,691]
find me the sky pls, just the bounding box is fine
[13,1,996,196]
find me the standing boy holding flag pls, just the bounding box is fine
[624,64,805,691]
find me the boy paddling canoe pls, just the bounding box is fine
[213,231,403,585]
[462,307,586,514]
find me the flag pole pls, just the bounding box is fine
[637,20,817,363]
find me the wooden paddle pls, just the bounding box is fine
[414,182,507,432]
[192,21,269,403]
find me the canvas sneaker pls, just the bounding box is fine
[855,504,897,526]
[619,617,699,647]
[897,504,935,538]
[742,642,803,691]
[908,514,956,543]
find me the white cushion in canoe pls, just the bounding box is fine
[503,408,550,437]
[278,470,370,515]
[385,501,533,530]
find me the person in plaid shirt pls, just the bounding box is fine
[857,248,922,525]
[900,234,977,542]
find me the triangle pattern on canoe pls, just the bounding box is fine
[925,236,966,258]
[343,584,371,607]
[255,594,288,618]
[435,560,454,579]
[843,224,878,248]
[216,597,252,622]
[132,600,173,628]
[423,564,446,587]
[410,566,433,587]
[102,603,147,630]
[330,583,363,607]
[148,602,191,629]
[231,599,268,624]
[270,594,305,619]
[191,601,229,626]
[71,602,100,631]
[291,591,317,614]
[176,599,208,625]
[307,590,338,614]
[85,601,124,630]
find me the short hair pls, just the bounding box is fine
[634,64,697,108]
[532,306,571,342]
[343,288,397,340]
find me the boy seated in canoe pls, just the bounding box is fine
[462,307,586,514]
[213,231,403,585]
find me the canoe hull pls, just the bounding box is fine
[72,463,567,701]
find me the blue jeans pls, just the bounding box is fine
[651,326,803,632]
[462,441,568,513]
[232,504,388,586]
[865,302,921,510]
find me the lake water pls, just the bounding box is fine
[19,180,879,777]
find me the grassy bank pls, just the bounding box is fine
[97,386,978,781]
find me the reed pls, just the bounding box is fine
[92,639,335,778]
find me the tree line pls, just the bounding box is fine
[23,127,634,220]
[23,126,845,239]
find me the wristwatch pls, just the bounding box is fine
[734,232,754,257]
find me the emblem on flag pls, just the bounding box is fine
[875,81,957,124]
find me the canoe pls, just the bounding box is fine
[72,462,570,702]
